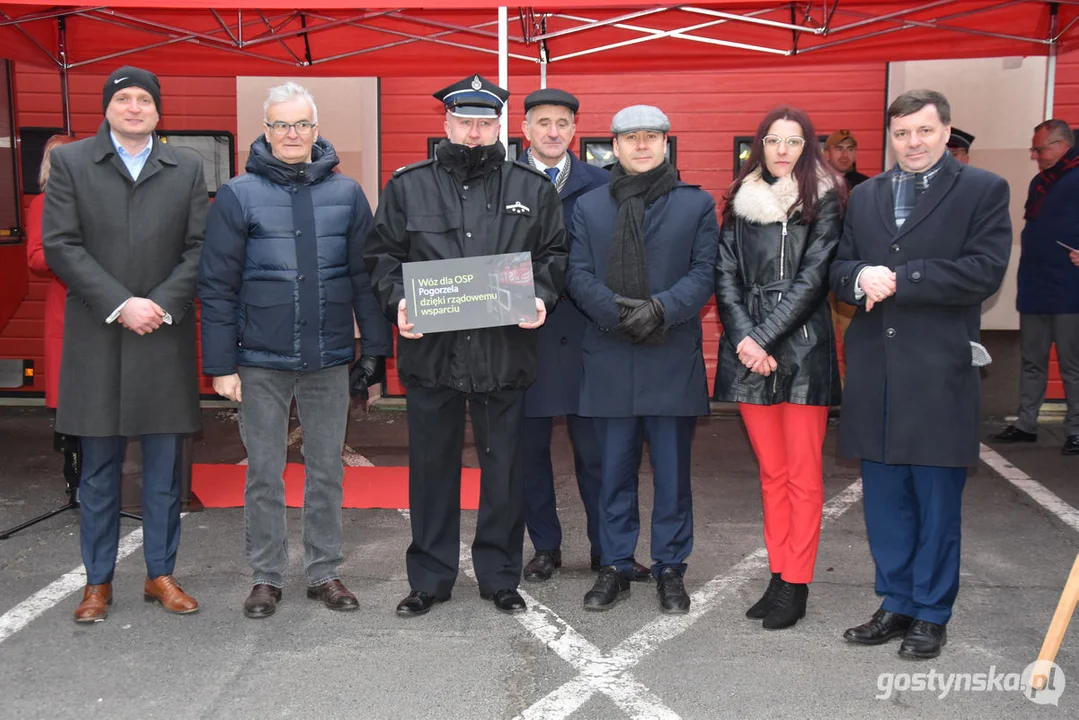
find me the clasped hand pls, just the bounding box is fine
[118,297,167,335]
[858,266,897,312]
[614,296,665,344]
[736,336,777,377]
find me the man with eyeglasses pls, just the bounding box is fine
[990,119,1079,456]
[831,89,1011,659]
[365,74,567,618]
[824,129,870,189]
[199,81,392,618]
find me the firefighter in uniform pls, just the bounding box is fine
[364,74,568,617]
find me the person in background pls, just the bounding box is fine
[990,119,1079,455]
[947,128,974,164]
[824,130,869,190]
[714,106,844,630]
[25,134,76,481]
[517,88,651,583]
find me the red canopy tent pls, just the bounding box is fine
[0,1,1074,78]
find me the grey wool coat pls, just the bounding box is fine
[42,120,209,437]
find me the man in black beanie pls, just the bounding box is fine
[43,65,208,623]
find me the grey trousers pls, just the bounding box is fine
[238,365,349,587]
[1016,313,1079,435]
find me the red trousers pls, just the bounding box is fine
[738,402,828,584]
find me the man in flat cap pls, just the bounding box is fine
[517,88,648,584]
[365,74,568,617]
[825,129,870,190]
[567,105,718,614]
[947,128,974,164]
[43,65,208,623]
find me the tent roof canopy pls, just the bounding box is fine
[0,1,1075,76]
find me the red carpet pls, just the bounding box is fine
[191,463,481,510]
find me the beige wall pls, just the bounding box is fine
[887,57,1048,330]
[235,77,381,211]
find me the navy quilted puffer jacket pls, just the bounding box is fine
[198,136,392,375]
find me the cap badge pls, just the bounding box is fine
[471,75,482,90]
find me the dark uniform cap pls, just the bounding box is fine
[523,88,580,114]
[947,127,975,150]
[433,74,509,118]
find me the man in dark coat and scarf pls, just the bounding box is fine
[567,105,719,615]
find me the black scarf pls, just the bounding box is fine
[435,139,506,181]
[605,160,679,299]
[1026,146,1079,220]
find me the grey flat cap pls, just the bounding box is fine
[610,104,670,134]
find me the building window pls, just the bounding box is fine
[157,130,235,196]
[427,137,522,162]
[581,137,677,170]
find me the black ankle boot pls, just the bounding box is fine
[746,572,783,619]
[762,580,808,630]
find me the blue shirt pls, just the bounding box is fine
[110,132,152,181]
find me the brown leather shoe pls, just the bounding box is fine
[73,584,112,623]
[306,579,359,611]
[144,575,199,614]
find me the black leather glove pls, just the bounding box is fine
[615,296,666,345]
[349,355,386,410]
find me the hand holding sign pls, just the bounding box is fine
[519,298,546,329]
[397,299,423,339]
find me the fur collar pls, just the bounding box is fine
[731,167,835,225]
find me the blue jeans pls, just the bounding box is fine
[238,365,349,587]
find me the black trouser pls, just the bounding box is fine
[405,385,526,598]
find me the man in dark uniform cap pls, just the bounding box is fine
[947,127,974,164]
[365,74,568,617]
[517,88,651,584]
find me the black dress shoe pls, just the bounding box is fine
[243,583,282,619]
[762,580,808,629]
[583,567,630,611]
[395,590,449,618]
[480,588,527,614]
[306,579,359,611]
[898,620,947,660]
[656,567,690,614]
[989,425,1037,443]
[843,609,913,645]
[590,555,652,581]
[746,573,783,619]
[1063,435,1079,456]
[524,549,562,582]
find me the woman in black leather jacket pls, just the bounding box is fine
[714,106,845,630]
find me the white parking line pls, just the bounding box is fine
[0,519,173,644]
[979,443,1079,532]
[511,479,864,720]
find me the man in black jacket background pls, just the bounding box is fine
[365,75,568,617]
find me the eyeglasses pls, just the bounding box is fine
[265,120,316,136]
[1030,139,1064,154]
[763,135,806,149]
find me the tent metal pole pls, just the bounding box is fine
[540,61,547,89]
[499,6,508,152]
[58,16,70,134]
[1045,2,1058,120]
